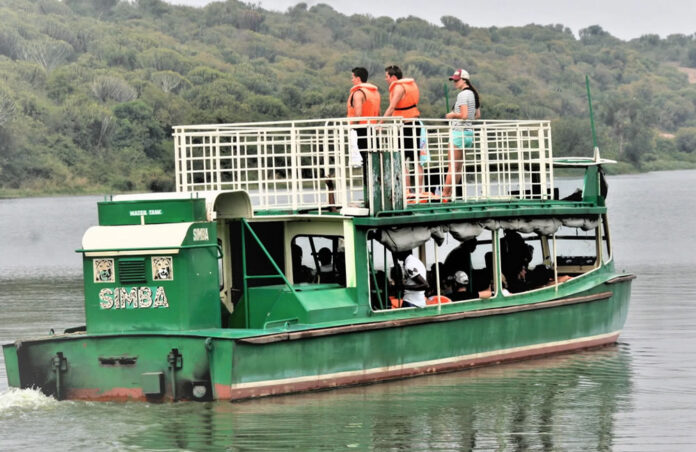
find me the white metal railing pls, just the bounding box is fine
[173,118,553,215]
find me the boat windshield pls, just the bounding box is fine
[291,235,345,285]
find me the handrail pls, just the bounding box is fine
[174,118,554,215]
[240,219,294,291]
[240,218,295,328]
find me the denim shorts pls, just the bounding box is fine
[452,129,474,149]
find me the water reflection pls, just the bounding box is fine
[108,346,631,451]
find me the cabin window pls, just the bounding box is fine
[291,235,345,285]
[500,222,601,296]
[365,235,396,310]
[367,228,493,310]
[553,225,599,272]
[436,230,494,301]
[500,230,554,295]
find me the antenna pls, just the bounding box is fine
[585,74,600,161]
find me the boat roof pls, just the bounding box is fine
[553,156,617,167]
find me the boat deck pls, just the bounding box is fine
[174,118,554,215]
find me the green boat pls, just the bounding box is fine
[2,118,634,401]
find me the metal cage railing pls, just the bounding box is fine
[173,118,553,215]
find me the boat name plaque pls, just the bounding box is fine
[129,209,163,217]
[98,286,170,310]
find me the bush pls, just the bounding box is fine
[676,127,696,153]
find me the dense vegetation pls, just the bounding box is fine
[1,0,696,194]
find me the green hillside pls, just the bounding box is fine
[1,0,696,194]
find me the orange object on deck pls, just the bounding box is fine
[427,295,452,305]
[389,296,402,309]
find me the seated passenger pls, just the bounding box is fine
[479,274,511,299]
[526,264,552,289]
[317,247,337,283]
[334,249,346,286]
[395,250,429,308]
[426,262,449,297]
[501,230,531,283]
[472,251,494,292]
[506,264,530,294]
[449,271,477,301]
[292,243,315,283]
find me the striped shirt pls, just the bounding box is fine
[453,89,476,129]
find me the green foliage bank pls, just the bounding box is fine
[2,0,696,194]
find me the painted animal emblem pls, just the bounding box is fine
[94,259,114,283]
[152,256,173,280]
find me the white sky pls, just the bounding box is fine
[167,0,696,41]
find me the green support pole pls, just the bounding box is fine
[585,74,599,157]
[584,75,600,203]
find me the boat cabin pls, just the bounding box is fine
[80,118,614,334]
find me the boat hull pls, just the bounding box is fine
[2,277,632,402]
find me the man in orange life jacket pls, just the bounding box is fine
[326,68,380,209]
[346,67,381,207]
[383,65,423,192]
[347,67,381,149]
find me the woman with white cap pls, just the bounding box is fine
[442,68,480,199]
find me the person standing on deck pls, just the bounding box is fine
[382,65,423,192]
[347,67,381,151]
[442,69,481,199]
[347,67,381,206]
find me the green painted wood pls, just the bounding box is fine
[369,152,383,213]
[98,198,207,226]
[83,223,220,334]
[230,285,629,386]
[1,277,631,401]
[370,151,404,214]
[2,344,20,387]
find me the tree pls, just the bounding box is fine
[676,127,696,153]
[0,89,16,126]
[91,76,138,103]
[20,39,74,72]
[151,71,190,93]
[685,46,696,68]
[137,0,169,17]
[440,16,470,36]
[138,48,191,74]
[0,26,21,59]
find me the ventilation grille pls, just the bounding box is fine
[118,258,146,284]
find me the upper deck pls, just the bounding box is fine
[173,118,555,216]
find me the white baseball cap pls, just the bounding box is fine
[449,69,470,81]
[454,270,469,285]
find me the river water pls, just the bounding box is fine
[1,170,695,451]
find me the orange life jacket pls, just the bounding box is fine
[347,83,381,123]
[389,78,420,118]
